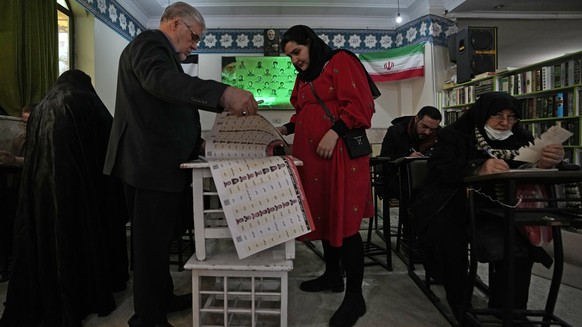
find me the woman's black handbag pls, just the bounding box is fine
[309,82,372,158]
[342,128,372,158]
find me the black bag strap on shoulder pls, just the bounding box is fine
[309,82,336,123]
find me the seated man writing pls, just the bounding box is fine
[379,105,441,200]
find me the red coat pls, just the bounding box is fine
[289,51,375,246]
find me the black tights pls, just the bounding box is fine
[322,233,364,294]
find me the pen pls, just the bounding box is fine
[257,100,264,104]
[409,147,417,153]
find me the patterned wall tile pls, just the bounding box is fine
[76,0,456,52]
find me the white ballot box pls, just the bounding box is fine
[184,241,293,327]
[180,159,297,261]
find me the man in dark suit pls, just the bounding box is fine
[103,2,259,327]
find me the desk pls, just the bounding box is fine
[464,170,582,327]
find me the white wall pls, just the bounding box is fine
[94,20,128,115]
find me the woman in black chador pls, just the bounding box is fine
[413,91,564,321]
[0,70,128,327]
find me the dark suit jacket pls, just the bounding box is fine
[104,29,227,192]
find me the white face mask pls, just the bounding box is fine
[484,124,513,140]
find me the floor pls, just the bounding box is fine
[1,211,582,327]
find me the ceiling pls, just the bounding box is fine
[117,0,582,30]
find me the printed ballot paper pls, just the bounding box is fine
[204,112,314,259]
[514,125,573,163]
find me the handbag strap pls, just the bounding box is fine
[309,82,336,123]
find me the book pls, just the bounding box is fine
[574,59,582,85]
[555,92,564,117]
[533,68,542,92]
[472,71,496,80]
[525,70,533,94]
[553,64,562,88]
[202,112,315,259]
[500,76,510,93]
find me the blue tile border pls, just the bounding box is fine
[76,0,456,52]
[75,0,147,39]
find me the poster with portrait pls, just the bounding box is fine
[263,28,280,56]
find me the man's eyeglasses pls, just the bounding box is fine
[181,21,200,44]
[490,113,518,124]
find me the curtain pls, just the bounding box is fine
[0,0,58,117]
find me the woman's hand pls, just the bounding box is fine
[537,144,564,169]
[478,158,510,175]
[317,129,339,159]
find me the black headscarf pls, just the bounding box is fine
[451,91,521,135]
[281,25,380,98]
[281,25,333,82]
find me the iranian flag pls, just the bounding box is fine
[359,43,425,82]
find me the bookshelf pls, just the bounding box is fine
[497,50,582,163]
[440,76,496,125]
[439,50,582,163]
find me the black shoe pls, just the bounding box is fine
[300,273,344,293]
[165,293,192,313]
[153,323,174,327]
[329,292,366,327]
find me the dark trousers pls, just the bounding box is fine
[124,183,181,327]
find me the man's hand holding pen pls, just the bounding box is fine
[408,147,426,158]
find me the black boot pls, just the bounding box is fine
[301,240,344,293]
[329,292,366,327]
[299,272,344,292]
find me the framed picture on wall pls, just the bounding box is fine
[221,56,297,110]
[263,29,280,56]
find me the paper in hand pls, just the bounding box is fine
[514,125,573,162]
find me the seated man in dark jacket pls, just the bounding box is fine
[379,105,441,200]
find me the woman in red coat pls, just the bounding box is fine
[278,25,379,327]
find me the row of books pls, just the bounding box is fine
[518,91,576,119]
[443,107,470,125]
[499,58,582,95]
[521,119,580,146]
[443,78,495,107]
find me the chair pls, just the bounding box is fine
[362,156,393,271]
[394,157,461,325]
[392,157,428,266]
